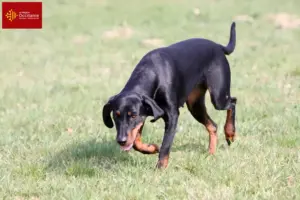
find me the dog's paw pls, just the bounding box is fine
[226,136,235,146]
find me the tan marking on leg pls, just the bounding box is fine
[224,109,235,143]
[206,122,217,154]
[156,155,169,169]
[187,87,202,108]
[133,125,159,154]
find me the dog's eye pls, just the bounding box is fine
[115,111,121,117]
[131,115,136,119]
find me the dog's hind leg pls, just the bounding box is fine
[224,97,237,145]
[186,86,218,154]
[206,56,237,145]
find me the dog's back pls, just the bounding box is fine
[155,22,236,75]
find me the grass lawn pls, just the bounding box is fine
[0,0,300,199]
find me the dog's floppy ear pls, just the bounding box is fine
[102,95,116,128]
[142,95,164,123]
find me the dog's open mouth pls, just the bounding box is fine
[120,143,133,151]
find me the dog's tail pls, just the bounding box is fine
[221,22,236,55]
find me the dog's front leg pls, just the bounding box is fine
[156,111,179,169]
[133,124,160,154]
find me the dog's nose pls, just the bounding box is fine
[117,137,127,146]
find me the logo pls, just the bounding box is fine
[2,2,42,29]
[5,9,18,22]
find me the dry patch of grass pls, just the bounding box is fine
[102,24,134,40]
[141,38,165,48]
[267,12,300,29]
[234,15,254,23]
[15,197,40,200]
[72,35,90,45]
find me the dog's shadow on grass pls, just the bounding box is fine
[172,143,208,153]
[46,138,211,176]
[46,139,133,176]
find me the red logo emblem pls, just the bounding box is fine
[2,2,42,29]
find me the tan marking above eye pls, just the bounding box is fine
[116,111,121,116]
[128,112,136,118]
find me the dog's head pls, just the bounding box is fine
[102,92,164,151]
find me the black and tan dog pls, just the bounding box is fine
[102,22,237,169]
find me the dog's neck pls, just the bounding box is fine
[121,62,159,99]
[121,84,153,98]
[121,79,157,100]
